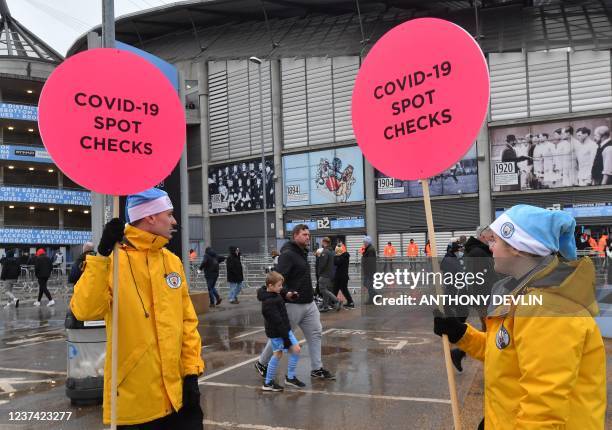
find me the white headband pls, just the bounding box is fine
[128,196,173,223]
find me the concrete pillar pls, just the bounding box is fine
[58,207,64,229]
[197,61,212,247]
[476,119,493,226]
[271,60,284,242]
[0,165,4,230]
[364,158,377,243]
[91,192,104,246]
[178,72,190,272]
[57,170,63,188]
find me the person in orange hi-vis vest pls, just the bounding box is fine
[598,234,608,257]
[425,240,432,257]
[407,239,419,270]
[384,242,397,257]
[407,239,419,256]
[588,235,599,253]
[383,242,396,273]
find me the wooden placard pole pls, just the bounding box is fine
[421,179,462,430]
[110,195,119,430]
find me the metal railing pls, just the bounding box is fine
[1,264,74,303]
[2,255,608,305]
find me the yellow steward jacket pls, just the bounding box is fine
[457,256,605,429]
[70,225,204,425]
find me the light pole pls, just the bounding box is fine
[249,56,268,255]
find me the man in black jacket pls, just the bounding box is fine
[361,236,377,305]
[226,246,244,304]
[1,250,20,308]
[68,242,95,285]
[34,248,54,307]
[255,224,336,380]
[449,226,498,372]
[501,134,529,191]
[199,247,225,306]
[464,226,498,325]
[333,246,354,308]
[317,237,341,312]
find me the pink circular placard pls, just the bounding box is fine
[38,48,186,195]
[352,18,490,180]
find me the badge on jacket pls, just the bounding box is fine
[165,272,182,289]
[496,323,510,350]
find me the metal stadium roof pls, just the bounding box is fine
[0,0,62,63]
[67,0,612,59]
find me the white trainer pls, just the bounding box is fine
[47,300,55,307]
[33,301,41,307]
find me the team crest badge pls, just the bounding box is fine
[500,222,515,239]
[495,324,510,350]
[165,272,182,289]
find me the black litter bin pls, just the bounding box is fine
[65,311,105,406]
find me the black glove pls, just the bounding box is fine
[97,218,124,257]
[182,375,200,409]
[433,310,467,343]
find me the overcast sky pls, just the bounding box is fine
[7,0,177,56]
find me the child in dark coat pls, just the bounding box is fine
[257,271,304,391]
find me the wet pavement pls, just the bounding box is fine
[0,291,610,429]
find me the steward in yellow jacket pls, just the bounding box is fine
[71,188,204,428]
[434,205,605,429]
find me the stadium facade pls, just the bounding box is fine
[58,0,612,257]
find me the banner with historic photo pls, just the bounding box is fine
[490,116,612,191]
[283,146,364,207]
[208,158,274,213]
[375,144,478,199]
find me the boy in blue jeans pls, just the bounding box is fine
[258,271,305,391]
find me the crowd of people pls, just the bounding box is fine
[499,125,612,189]
[0,247,65,308]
